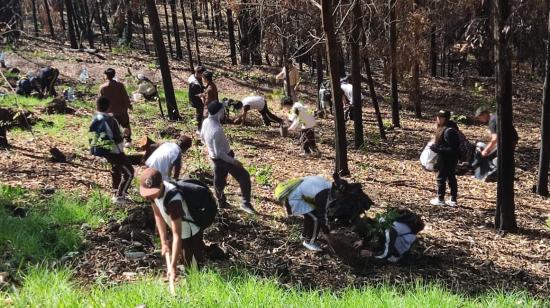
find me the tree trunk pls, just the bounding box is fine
[204,0,210,29]
[83,0,95,48]
[59,0,66,31]
[180,0,194,71]
[145,0,181,120]
[351,0,364,149]
[411,62,421,118]
[95,0,107,48]
[227,8,237,65]
[536,8,550,197]
[65,0,79,48]
[44,0,56,38]
[31,0,39,35]
[210,0,215,36]
[364,55,387,140]
[389,0,400,128]
[238,10,251,65]
[316,47,323,111]
[170,0,183,59]
[162,0,174,57]
[494,0,517,231]
[139,1,150,54]
[477,0,495,77]
[98,0,112,50]
[214,0,221,39]
[322,0,350,176]
[190,0,202,64]
[282,36,292,99]
[430,25,437,77]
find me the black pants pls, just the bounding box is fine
[39,68,59,97]
[302,207,327,243]
[104,153,134,197]
[212,155,252,207]
[258,105,283,126]
[0,126,7,147]
[195,106,204,131]
[299,128,318,154]
[181,229,206,267]
[437,158,458,201]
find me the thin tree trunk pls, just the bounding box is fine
[83,0,95,48]
[411,62,421,117]
[95,1,107,48]
[98,0,112,50]
[180,0,194,71]
[31,0,39,35]
[139,1,150,54]
[389,0,400,127]
[494,0,517,231]
[282,36,292,99]
[364,55,386,140]
[204,0,210,29]
[190,0,202,64]
[145,0,181,120]
[170,0,183,59]
[441,26,446,76]
[351,0,364,149]
[210,0,215,36]
[430,25,437,77]
[536,8,550,196]
[322,0,350,176]
[59,1,66,31]
[316,47,323,111]
[65,0,79,48]
[227,8,237,65]
[162,0,174,58]
[44,0,55,38]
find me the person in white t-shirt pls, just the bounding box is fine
[231,95,284,127]
[340,77,363,121]
[136,135,192,180]
[139,168,210,288]
[275,175,332,251]
[282,98,319,156]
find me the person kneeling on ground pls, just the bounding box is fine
[139,168,221,287]
[275,175,332,251]
[352,208,424,263]
[200,101,257,214]
[429,110,460,207]
[89,96,134,204]
[282,98,319,156]
[231,95,284,127]
[136,135,192,180]
[36,66,60,97]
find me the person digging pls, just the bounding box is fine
[136,135,193,180]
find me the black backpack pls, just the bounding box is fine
[163,179,217,229]
[393,209,424,234]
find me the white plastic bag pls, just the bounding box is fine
[420,142,438,171]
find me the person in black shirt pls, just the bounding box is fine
[188,66,206,134]
[429,110,460,207]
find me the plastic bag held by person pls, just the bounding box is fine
[420,142,438,171]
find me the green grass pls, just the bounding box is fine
[248,165,273,187]
[0,185,124,266]
[2,266,546,307]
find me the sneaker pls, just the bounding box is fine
[429,198,446,206]
[446,200,458,207]
[111,196,127,204]
[240,203,257,215]
[302,240,322,252]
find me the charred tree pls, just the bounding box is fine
[98,0,112,50]
[190,0,202,64]
[170,0,183,59]
[31,0,39,35]
[494,0,517,231]
[180,0,194,71]
[65,0,79,48]
[145,0,181,120]
[227,8,237,65]
[389,0,400,127]
[162,0,174,57]
[44,0,55,38]
[351,0,364,149]
[430,25,437,77]
[139,1,150,54]
[536,8,550,197]
[322,0,350,176]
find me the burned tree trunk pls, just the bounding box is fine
[536,8,550,197]
[145,0,180,120]
[364,55,386,140]
[322,0,350,176]
[44,0,55,38]
[180,0,194,71]
[411,62,421,118]
[430,25,437,77]
[190,0,202,64]
[162,0,174,57]
[351,0,364,149]
[98,0,112,50]
[139,1,150,54]
[389,0,400,128]
[31,0,39,35]
[493,0,517,231]
[227,8,237,65]
[65,0,79,48]
[170,0,183,59]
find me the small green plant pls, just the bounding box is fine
[357,161,370,171]
[450,113,468,124]
[248,165,272,187]
[546,217,550,230]
[383,119,393,130]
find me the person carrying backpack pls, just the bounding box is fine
[352,208,424,263]
[429,110,460,207]
[275,175,332,251]
[89,96,134,204]
[139,168,218,288]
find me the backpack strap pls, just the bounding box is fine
[163,185,196,224]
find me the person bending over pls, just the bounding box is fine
[137,135,192,180]
[232,95,284,127]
